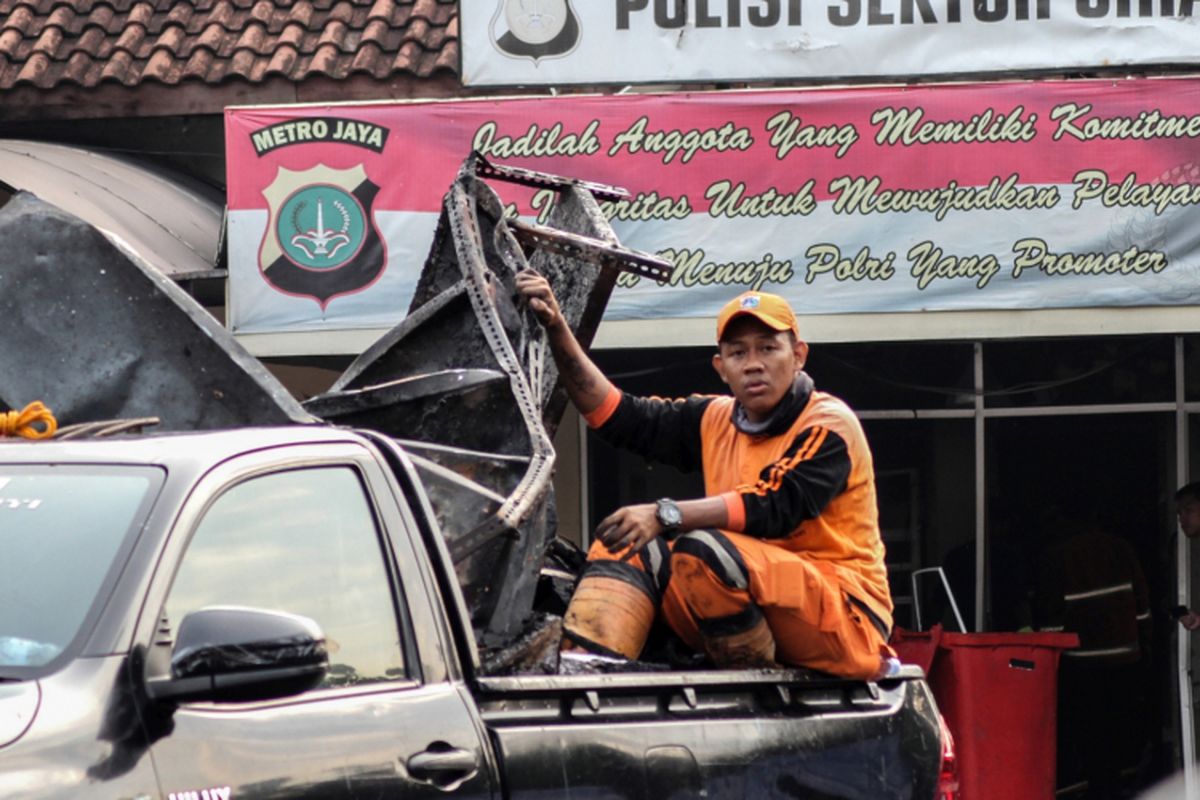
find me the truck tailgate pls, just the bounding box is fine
[474,667,942,799]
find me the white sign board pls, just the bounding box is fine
[460,1,1200,87]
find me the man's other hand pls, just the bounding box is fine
[595,504,662,560]
[1181,610,1200,631]
[515,270,564,330]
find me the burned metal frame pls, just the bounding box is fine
[0,151,670,656]
[306,152,670,646]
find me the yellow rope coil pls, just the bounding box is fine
[1,401,58,440]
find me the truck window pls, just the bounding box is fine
[163,466,407,689]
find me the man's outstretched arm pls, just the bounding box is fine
[516,269,613,419]
[517,269,730,556]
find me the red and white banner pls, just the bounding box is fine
[225,77,1200,335]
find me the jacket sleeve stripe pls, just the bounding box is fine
[750,426,830,497]
[761,430,815,495]
[786,425,829,473]
[734,427,853,539]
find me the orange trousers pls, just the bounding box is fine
[582,529,891,680]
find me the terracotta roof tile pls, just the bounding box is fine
[31,24,64,58]
[0,0,459,92]
[275,20,305,47]
[432,30,455,68]
[159,24,187,53]
[111,22,145,55]
[228,44,258,76]
[83,6,114,33]
[233,20,268,53]
[327,1,357,25]
[195,21,225,53]
[165,4,194,27]
[404,15,431,43]
[246,53,269,81]
[61,49,91,82]
[142,45,175,81]
[182,46,214,79]
[320,19,351,50]
[349,38,377,72]
[286,1,314,30]
[72,24,105,55]
[393,37,429,73]
[203,2,236,32]
[248,0,275,25]
[2,6,37,37]
[264,41,296,74]
[205,57,229,82]
[304,39,339,75]
[127,3,155,29]
[15,49,50,84]
[98,47,132,83]
[0,28,24,57]
[360,16,388,47]
[366,0,394,21]
[44,7,76,30]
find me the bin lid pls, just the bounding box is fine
[940,632,1079,649]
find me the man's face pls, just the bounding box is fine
[712,316,808,423]
[1179,496,1200,539]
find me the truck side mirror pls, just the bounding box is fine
[146,606,328,704]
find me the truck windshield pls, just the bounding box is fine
[0,467,161,671]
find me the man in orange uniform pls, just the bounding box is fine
[517,271,894,679]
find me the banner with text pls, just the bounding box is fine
[225,77,1200,335]
[460,1,1200,87]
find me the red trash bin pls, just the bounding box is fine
[891,626,1078,800]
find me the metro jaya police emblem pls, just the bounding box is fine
[490,0,580,62]
[260,164,385,308]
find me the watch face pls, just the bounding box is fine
[658,500,682,528]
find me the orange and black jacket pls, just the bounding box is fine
[586,372,893,630]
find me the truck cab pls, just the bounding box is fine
[0,429,496,799]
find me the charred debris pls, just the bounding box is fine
[0,152,672,673]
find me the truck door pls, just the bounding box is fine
[143,459,494,799]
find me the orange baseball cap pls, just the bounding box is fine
[715,291,800,342]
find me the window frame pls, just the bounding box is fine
[139,443,426,707]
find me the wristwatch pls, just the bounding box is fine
[655,498,684,534]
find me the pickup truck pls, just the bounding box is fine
[0,425,949,799]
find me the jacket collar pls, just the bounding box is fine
[731,371,814,437]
